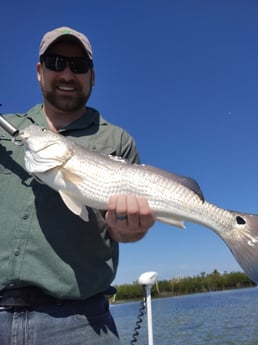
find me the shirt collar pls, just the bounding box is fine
[26,104,108,132]
[61,107,107,132]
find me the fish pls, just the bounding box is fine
[19,124,258,284]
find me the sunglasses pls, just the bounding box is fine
[40,55,93,74]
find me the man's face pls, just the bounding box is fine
[37,40,95,113]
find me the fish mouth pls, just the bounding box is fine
[19,129,27,140]
[19,126,46,141]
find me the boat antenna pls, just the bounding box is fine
[138,271,158,345]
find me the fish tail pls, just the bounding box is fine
[221,211,258,284]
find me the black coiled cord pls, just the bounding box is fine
[130,288,147,344]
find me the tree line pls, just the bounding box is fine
[112,270,256,302]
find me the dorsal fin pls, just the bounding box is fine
[108,154,127,163]
[139,164,205,202]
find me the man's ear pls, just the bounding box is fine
[36,62,42,82]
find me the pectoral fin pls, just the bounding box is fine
[61,168,84,184]
[59,191,89,222]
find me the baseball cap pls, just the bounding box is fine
[39,26,93,60]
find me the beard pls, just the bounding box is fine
[40,81,92,113]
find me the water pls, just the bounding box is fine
[111,287,258,345]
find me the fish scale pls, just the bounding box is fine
[20,125,258,284]
[65,147,202,219]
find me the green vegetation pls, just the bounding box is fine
[113,270,256,302]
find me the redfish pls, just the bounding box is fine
[20,125,258,284]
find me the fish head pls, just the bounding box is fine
[20,125,73,174]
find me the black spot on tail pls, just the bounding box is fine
[236,216,246,225]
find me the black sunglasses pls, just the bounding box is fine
[40,55,93,74]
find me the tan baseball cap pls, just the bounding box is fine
[39,26,93,60]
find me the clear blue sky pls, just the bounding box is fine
[1,1,257,285]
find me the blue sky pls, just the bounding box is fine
[1,1,258,285]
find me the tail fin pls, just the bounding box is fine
[221,211,258,284]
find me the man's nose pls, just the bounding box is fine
[60,64,75,79]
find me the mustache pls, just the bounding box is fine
[55,79,79,88]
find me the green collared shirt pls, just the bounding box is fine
[0,104,140,299]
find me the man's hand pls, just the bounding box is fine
[105,195,155,242]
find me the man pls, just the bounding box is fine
[0,27,154,345]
